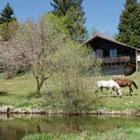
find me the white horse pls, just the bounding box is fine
[96,80,122,97]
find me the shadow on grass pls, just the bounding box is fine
[98,93,138,99]
[0,91,9,96]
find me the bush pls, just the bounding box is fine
[53,41,101,113]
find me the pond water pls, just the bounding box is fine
[0,114,140,140]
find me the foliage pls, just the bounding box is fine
[117,0,140,48]
[0,20,18,42]
[51,0,87,42]
[0,3,17,41]
[53,41,100,113]
[0,3,16,23]
[42,13,69,37]
[51,0,74,16]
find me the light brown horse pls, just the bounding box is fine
[113,78,138,96]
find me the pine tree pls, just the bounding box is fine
[0,3,17,41]
[51,0,72,16]
[0,3,16,23]
[117,0,140,48]
[51,0,87,42]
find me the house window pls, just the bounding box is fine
[137,51,140,61]
[95,49,103,58]
[109,49,117,57]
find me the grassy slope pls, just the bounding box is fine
[0,72,139,111]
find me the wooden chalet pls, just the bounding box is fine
[83,33,140,75]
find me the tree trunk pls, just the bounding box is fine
[33,71,48,97]
[35,75,47,96]
[36,83,42,96]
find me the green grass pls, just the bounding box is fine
[97,72,140,111]
[0,72,139,111]
[0,73,65,110]
[0,74,45,108]
[22,127,140,140]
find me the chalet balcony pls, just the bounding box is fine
[100,56,131,64]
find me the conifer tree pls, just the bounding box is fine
[0,3,17,41]
[0,3,16,23]
[51,0,87,42]
[117,0,140,48]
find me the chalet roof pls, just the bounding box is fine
[83,33,140,51]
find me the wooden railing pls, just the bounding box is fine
[100,56,130,63]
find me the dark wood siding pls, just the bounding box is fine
[86,36,136,75]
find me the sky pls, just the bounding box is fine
[0,0,136,36]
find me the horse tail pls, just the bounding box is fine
[132,81,138,89]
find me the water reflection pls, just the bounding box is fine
[0,115,140,140]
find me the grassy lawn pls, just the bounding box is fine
[0,73,64,109]
[0,74,46,108]
[0,72,139,111]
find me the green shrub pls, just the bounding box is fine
[53,42,101,113]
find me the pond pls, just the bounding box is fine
[0,114,140,140]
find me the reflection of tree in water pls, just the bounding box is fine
[36,124,41,133]
[0,116,139,140]
[0,117,45,140]
[0,126,29,140]
[63,116,84,132]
